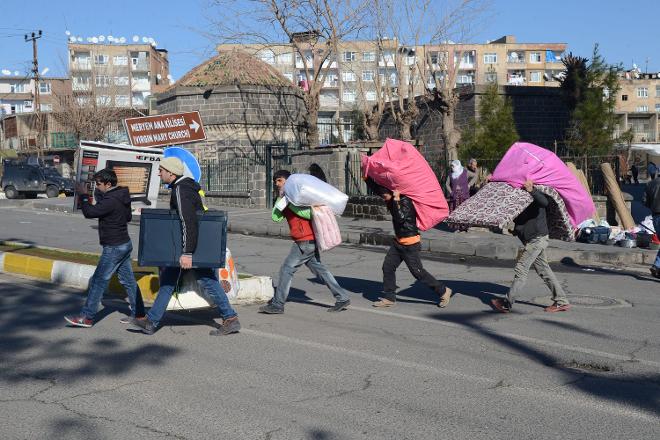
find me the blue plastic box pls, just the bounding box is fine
[138,209,227,268]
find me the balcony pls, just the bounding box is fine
[507,52,525,64]
[131,61,149,71]
[72,83,91,91]
[323,79,339,88]
[71,61,91,70]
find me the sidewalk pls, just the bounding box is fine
[18,196,659,269]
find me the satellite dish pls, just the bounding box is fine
[132,35,139,42]
[511,52,518,59]
[543,72,550,81]
[41,67,49,76]
[69,36,76,43]
[65,30,71,36]
[14,71,20,76]
[151,42,157,47]
[91,37,98,43]
[156,73,162,80]
[632,63,638,69]
[1,69,11,75]
[108,35,113,42]
[86,37,92,42]
[119,37,126,43]
[77,37,82,42]
[99,35,105,42]
[148,37,155,43]
[167,74,172,80]
[142,36,148,43]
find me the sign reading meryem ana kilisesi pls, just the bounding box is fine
[123,111,206,148]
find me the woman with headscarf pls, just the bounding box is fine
[445,159,470,212]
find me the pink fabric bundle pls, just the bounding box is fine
[491,142,595,227]
[311,205,342,251]
[361,138,449,230]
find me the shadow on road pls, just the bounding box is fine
[560,257,660,283]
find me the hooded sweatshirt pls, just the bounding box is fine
[169,176,204,254]
[80,186,132,246]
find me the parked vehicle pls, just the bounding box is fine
[42,167,75,195]
[1,164,69,199]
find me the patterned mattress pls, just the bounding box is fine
[445,182,575,241]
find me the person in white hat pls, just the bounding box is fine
[130,156,241,335]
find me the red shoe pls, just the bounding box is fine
[544,303,571,313]
[490,298,511,313]
[64,315,93,328]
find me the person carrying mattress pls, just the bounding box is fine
[367,178,452,308]
[258,170,351,314]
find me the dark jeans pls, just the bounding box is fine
[272,241,350,308]
[382,240,445,301]
[654,216,660,268]
[81,241,145,320]
[147,266,237,328]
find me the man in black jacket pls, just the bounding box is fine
[130,157,240,336]
[65,169,145,328]
[369,180,452,308]
[491,180,570,313]
[643,176,660,278]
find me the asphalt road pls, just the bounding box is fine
[1,207,659,439]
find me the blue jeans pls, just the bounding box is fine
[81,241,144,320]
[654,216,660,268]
[147,267,237,328]
[272,241,350,308]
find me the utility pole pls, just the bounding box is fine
[25,30,43,157]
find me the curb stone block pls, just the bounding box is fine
[4,253,53,280]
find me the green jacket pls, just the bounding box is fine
[272,197,311,222]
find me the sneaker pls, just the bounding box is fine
[544,303,571,313]
[372,298,395,308]
[64,315,93,328]
[258,304,284,314]
[437,287,452,308]
[490,298,511,313]
[209,316,241,336]
[650,266,660,279]
[120,315,146,324]
[327,299,350,312]
[130,317,156,335]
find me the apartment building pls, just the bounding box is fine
[68,42,170,110]
[615,70,660,143]
[0,76,71,115]
[218,35,566,142]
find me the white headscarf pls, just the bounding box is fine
[450,160,464,179]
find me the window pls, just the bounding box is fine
[656,85,660,97]
[456,51,475,67]
[24,100,33,109]
[10,83,25,93]
[342,90,356,102]
[637,87,648,98]
[39,82,51,94]
[530,71,542,83]
[96,95,111,106]
[529,52,542,63]
[277,53,292,65]
[362,51,375,62]
[342,71,356,82]
[283,72,294,83]
[380,50,395,65]
[485,72,497,83]
[115,95,130,107]
[76,96,90,106]
[257,50,275,64]
[343,51,357,62]
[656,103,660,112]
[622,95,628,101]
[484,53,497,64]
[40,103,53,112]
[365,90,376,101]
[94,54,109,65]
[362,70,374,81]
[456,74,473,84]
[113,55,128,66]
[636,105,649,112]
[95,75,111,87]
[114,76,129,86]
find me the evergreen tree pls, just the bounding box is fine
[460,83,519,161]
[561,45,621,156]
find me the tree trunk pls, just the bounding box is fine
[305,94,320,148]
[439,91,461,161]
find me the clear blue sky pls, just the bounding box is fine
[1,0,658,80]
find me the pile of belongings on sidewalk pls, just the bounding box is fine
[575,216,660,249]
[281,173,348,251]
[446,142,595,241]
[361,138,449,230]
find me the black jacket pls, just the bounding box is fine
[387,195,419,238]
[80,186,132,246]
[513,189,549,244]
[643,178,660,215]
[169,176,204,254]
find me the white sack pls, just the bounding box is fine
[283,173,348,215]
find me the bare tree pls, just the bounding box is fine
[211,0,369,147]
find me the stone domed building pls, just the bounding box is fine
[156,50,307,159]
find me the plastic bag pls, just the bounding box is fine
[283,173,349,215]
[641,215,656,234]
[218,248,240,299]
[311,206,342,251]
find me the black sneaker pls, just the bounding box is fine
[327,299,350,312]
[130,317,156,335]
[650,266,660,279]
[209,316,241,336]
[258,304,284,314]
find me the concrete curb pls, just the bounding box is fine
[0,250,273,308]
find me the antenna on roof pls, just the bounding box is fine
[65,30,71,36]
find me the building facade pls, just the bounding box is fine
[68,42,170,110]
[0,76,71,116]
[218,35,567,142]
[615,70,660,143]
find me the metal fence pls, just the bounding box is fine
[200,157,251,195]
